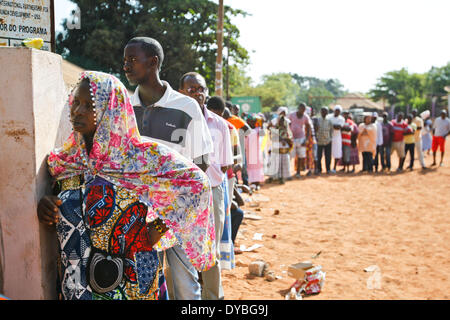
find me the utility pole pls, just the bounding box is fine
[215,0,224,97]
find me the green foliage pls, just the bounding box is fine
[57,0,250,90]
[369,63,450,114]
[425,62,450,108]
[228,72,300,112]
[228,72,349,112]
[291,74,347,110]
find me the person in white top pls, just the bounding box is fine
[372,112,383,172]
[327,105,346,173]
[179,72,233,300]
[411,109,427,169]
[124,37,214,300]
[431,110,450,167]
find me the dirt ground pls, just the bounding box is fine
[222,140,450,300]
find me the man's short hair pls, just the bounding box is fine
[207,96,226,114]
[127,37,164,70]
[179,72,205,90]
[298,102,306,109]
[223,107,232,119]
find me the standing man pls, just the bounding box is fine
[179,72,233,300]
[431,110,450,167]
[404,114,417,171]
[411,109,427,170]
[124,37,214,300]
[288,102,311,178]
[372,112,384,173]
[315,107,334,174]
[327,105,346,173]
[310,108,320,174]
[390,112,408,172]
[380,112,394,172]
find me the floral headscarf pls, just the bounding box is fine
[48,71,215,271]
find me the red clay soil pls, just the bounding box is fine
[222,140,450,300]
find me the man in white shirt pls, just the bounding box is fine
[372,112,383,172]
[124,37,214,300]
[411,109,427,170]
[327,105,346,173]
[431,110,450,167]
[179,72,233,300]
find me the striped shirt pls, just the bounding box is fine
[391,120,408,142]
[341,119,355,146]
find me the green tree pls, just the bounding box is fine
[291,74,346,98]
[291,74,347,110]
[424,62,450,111]
[301,87,336,110]
[57,0,250,91]
[225,64,254,99]
[369,68,427,113]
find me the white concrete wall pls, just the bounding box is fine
[0,47,71,299]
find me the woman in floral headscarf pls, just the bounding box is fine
[39,71,215,300]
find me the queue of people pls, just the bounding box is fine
[263,103,450,182]
[33,36,449,301]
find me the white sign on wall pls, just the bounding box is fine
[0,0,53,50]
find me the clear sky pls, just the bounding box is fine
[55,0,450,93]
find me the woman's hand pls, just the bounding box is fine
[37,195,62,226]
[147,219,169,247]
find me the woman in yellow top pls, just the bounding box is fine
[358,114,378,173]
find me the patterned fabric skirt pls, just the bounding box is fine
[349,147,360,165]
[305,136,315,170]
[56,176,165,300]
[268,150,291,179]
[338,146,360,166]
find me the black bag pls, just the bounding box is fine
[87,247,124,294]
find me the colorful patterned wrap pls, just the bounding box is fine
[48,71,216,272]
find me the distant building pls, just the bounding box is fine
[329,93,385,123]
[330,93,385,111]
